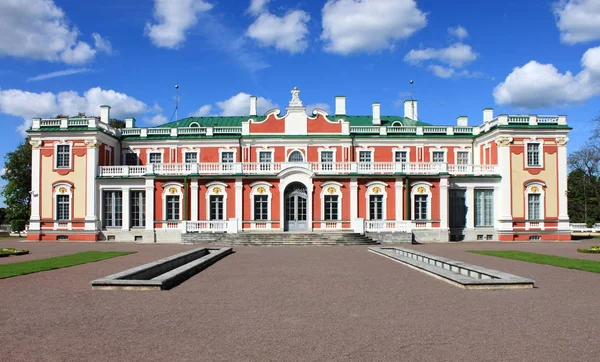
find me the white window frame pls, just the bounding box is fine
[183,149,200,164]
[524,139,543,168]
[365,181,388,221]
[102,190,123,228]
[250,181,273,229]
[429,147,447,163]
[130,189,146,228]
[219,148,237,163]
[410,182,433,227]
[320,181,343,229]
[256,148,274,172]
[124,149,141,166]
[474,188,494,227]
[357,148,374,172]
[206,181,228,221]
[54,141,73,169]
[454,149,471,165]
[189,122,200,127]
[162,182,183,222]
[392,147,410,172]
[53,182,73,230]
[287,149,305,163]
[148,149,164,164]
[318,147,337,172]
[524,181,545,229]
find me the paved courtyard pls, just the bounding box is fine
[1,238,599,362]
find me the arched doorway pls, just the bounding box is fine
[284,182,308,231]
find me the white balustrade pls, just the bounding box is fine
[508,116,529,123]
[350,126,380,133]
[178,127,207,135]
[453,127,473,134]
[40,119,62,127]
[147,128,171,135]
[213,127,242,134]
[387,126,417,134]
[121,128,142,136]
[186,221,228,233]
[423,126,447,134]
[365,220,412,233]
[68,119,89,126]
[537,116,559,124]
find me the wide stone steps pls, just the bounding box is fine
[182,232,379,246]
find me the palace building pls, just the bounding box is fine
[26,87,571,243]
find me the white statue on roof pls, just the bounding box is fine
[289,86,303,107]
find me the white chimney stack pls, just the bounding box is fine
[250,96,258,116]
[456,116,468,127]
[125,117,136,128]
[483,108,493,123]
[100,105,110,124]
[404,100,418,120]
[372,102,381,125]
[335,96,346,115]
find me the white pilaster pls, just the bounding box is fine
[122,187,130,230]
[439,177,449,229]
[495,136,513,232]
[190,179,199,221]
[465,186,475,229]
[29,140,42,231]
[395,178,403,221]
[235,178,243,229]
[350,178,358,220]
[145,179,155,230]
[84,139,100,231]
[557,137,570,229]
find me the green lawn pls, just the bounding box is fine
[0,251,134,279]
[468,250,600,273]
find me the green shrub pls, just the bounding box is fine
[0,248,29,256]
[10,219,27,236]
[578,246,600,254]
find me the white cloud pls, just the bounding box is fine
[0,0,109,64]
[321,0,427,55]
[247,11,310,54]
[405,43,477,68]
[306,103,331,114]
[193,93,277,117]
[247,0,271,16]
[92,33,113,55]
[554,0,600,45]
[145,0,213,49]
[493,46,600,108]
[428,65,455,78]
[145,114,168,125]
[27,68,93,82]
[0,87,148,136]
[190,104,213,116]
[448,25,468,40]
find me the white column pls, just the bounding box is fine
[395,178,403,221]
[439,177,449,230]
[190,179,199,221]
[122,188,130,230]
[496,137,513,232]
[84,139,100,231]
[235,178,243,229]
[465,186,475,229]
[145,178,155,230]
[29,140,42,231]
[307,183,314,231]
[557,137,569,229]
[350,178,358,220]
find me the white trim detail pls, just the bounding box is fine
[365,181,388,220]
[320,181,344,229]
[429,146,447,163]
[54,140,73,169]
[410,181,432,227]
[53,182,73,230]
[524,181,545,230]
[206,181,229,221]
[524,138,544,169]
[162,182,183,221]
[249,181,273,229]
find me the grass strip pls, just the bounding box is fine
[468,250,600,273]
[0,251,134,279]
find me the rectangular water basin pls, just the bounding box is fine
[91,247,232,290]
[369,247,534,289]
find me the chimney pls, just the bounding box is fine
[125,117,136,128]
[457,116,468,127]
[249,96,257,116]
[404,100,418,120]
[372,102,381,125]
[100,105,110,124]
[483,108,493,123]
[335,96,346,115]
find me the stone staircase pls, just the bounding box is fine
[182,232,380,246]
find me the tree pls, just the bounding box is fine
[1,139,32,227]
[109,119,126,128]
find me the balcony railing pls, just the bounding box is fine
[365,220,412,233]
[99,162,499,177]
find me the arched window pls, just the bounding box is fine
[391,121,402,127]
[288,150,304,162]
[189,122,200,128]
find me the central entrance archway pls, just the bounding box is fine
[284,182,308,231]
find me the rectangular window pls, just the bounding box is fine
[475,189,494,227]
[394,151,407,163]
[432,151,445,163]
[103,191,123,227]
[56,145,71,169]
[56,195,70,220]
[131,191,146,227]
[359,151,372,172]
[456,151,469,165]
[324,195,339,220]
[414,195,428,220]
[254,195,268,220]
[184,152,197,163]
[527,143,541,167]
[320,151,334,171]
[259,151,272,171]
[449,189,466,228]
[148,152,162,164]
[210,195,224,220]
[221,151,234,163]
[369,195,383,220]
[166,195,180,220]
[125,153,139,166]
[528,194,541,220]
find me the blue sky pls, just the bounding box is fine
[1,0,600,203]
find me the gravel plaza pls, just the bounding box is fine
[1,239,599,362]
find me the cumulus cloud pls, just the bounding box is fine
[193,93,277,117]
[144,114,169,125]
[405,43,477,68]
[0,88,148,136]
[246,1,310,54]
[448,25,468,40]
[0,0,109,64]
[306,103,331,114]
[493,46,600,108]
[321,0,427,55]
[554,0,600,45]
[92,33,113,55]
[145,0,213,49]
